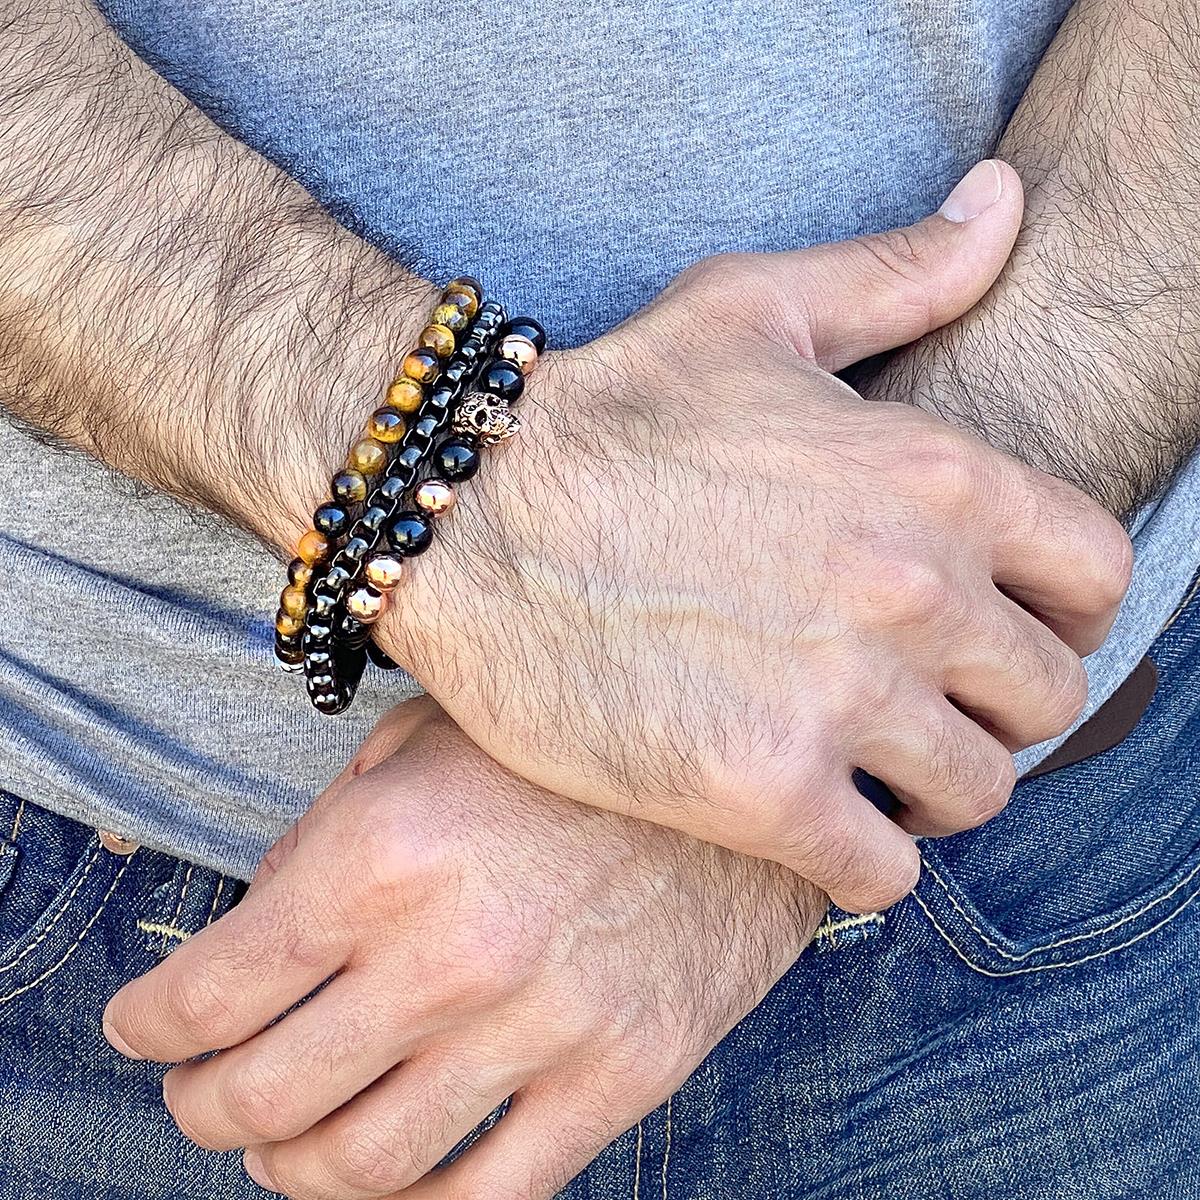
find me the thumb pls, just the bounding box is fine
[782,159,1023,372]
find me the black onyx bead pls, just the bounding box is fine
[311,592,336,619]
[387,511,433,556]
[437,438,481,481]
[378,476,406,501]
[414,415,439,440]
[313,502,350,538]
[504,317,546,353]
[324,564,354,591]
[481,359,524,403]
[397,445,425,470]
[306,647,332,669]
[275,630,302,653]
[443,361,468,384]
[367,640,401,670]
[309,671,336,690]
[342,536,372,562]
[428,386,455,410]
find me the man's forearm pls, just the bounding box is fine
[873,0,1200,517]
[0,0,435,550]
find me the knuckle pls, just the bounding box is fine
[673,251,762,316]
[327,1121,418,1193]
[1038,655,1089,737]
[961,747,1018,827]
[838,846,921,914]
[906,429,979,510]
[865,558,957,628]
[850,231,935,320]
[164,965,237,1044]
[222,1060,294,1142]
[1086,516,1135,610]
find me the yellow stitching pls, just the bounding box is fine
[8,798,25,842]
[661,1095,672,1200]
[204,876,226,929]
[633,1120,643,1200]
[921,854,1200,961]
[1160,569,1200,635]
[912,882,1200,977]
[814,912,884,944]
[0,841,103,974]
[0,861,130,1005]
[135,921,190,941]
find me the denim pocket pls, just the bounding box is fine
[0,803,134,1007]
[910,574,1200,976]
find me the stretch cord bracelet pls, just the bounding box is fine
[273,277,485,671]
[300,303,547,715]
[301,302,506,712]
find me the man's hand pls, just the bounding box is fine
[358,169,1132,914]
[102,699,823,1200]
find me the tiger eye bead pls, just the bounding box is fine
[280,585,309,619]
[349,437,389,476]
[441,286,479,319]
[419,323,456,358]
[331,469,368,505]
[446,275,483,302]
[365,553,404,591]
[431,303,469,333]
[297,529,331,565]
[287,558,314,589]
[414,478,456,516]
[498,334,538,376]
[386,378,424,414]
[367,407,406,444]
[276,610,306,638]
[346,585,387,623]
[402,347,441,384]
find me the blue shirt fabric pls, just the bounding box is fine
[0,0,1195,879]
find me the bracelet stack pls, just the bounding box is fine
[273,277,546,715]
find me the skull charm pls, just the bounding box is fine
[452,391,521,446]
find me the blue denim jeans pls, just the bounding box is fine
[3,571,1199,1200]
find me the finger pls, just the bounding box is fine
[103,864,344,1063]
[245,1046,528,1200]
[989,465,1134,656]
[392,1083,630,1200]
[773,160,1023,370]
[162,968,424,1151]
[778,778,921,914]
[853,694,1017,837]
[945,589,1089,750]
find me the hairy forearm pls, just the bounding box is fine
[873,0,1200,516]
[0,0,435,549]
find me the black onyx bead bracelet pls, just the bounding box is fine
[273,277,546,716]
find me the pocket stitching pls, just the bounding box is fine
[920,852,1200,961]
[0,839,103,974]
[913,879,1200,978]
[0,858,131,1007]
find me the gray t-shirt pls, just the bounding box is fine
[1,0,1197,879]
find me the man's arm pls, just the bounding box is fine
[869,0,1200,516]
[0,0,435,547]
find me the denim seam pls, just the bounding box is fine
[135,920,190,942]
[0,839,103,974]
[814,911,885,950]
[0,859,131,1005]
[912,881,1200,977]
[661,1094,672,1200]
[633,1120,643,1199]
[165,864,196,951]
[8,798,24,842]
[920,853,1200,960]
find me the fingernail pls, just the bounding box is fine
[939,160,1004,222]
[243,1150,275,1192]
[102,1016,143,1061]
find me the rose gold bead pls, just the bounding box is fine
[364,553,404,592]
[346,586,387,623]
[498,334,538,376]
[297,529,331,565]
[280,584,309,619]
[414,478,456,516]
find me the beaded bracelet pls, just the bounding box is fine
[276,278,546,715]
[273,277,485,671]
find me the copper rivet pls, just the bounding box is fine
[99,830,139,856]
